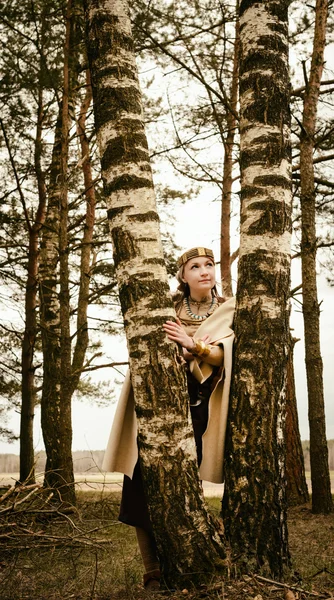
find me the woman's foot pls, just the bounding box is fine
[143,569,161,592]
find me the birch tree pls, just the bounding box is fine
[221,0,292,577]
[84,0,226,587]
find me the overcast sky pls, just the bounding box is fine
[1,195,333,456]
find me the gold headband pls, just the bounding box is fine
[177,247,215,268]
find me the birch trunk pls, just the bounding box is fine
[299,0,332,514]
[222,0,291,577]
[84,0,226,587]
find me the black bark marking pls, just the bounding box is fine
[119,277,170,313]
[93,86,142,130]
[111,227,138,268]
[252,174,291,189]
[240,70,290,128]
[101,134,149,170]
[241,102,289,131]
[240,142,290,169]
[237,251,290,300]
[143,257,166,265]
[128,211,160,222]
[241,199,291,235]
[104,174,153,195]
[239,0,289,21]
[242,35,288,56]
[107,205,133,220]
[94,65,137,82]
[88,13,134,59]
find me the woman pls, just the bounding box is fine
[102,247,235,591]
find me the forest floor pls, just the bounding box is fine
[0,487,333,600]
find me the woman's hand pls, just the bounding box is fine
[163,318,193,351]
[163,319,211,353]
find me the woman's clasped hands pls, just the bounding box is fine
[163,319,211,361]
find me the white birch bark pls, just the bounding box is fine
[222,0,292,577]
[84,0,226,586]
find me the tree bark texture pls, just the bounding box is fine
[39,1,75,505]
[84,0,226,587]
[71,68,95,390]
[299,0,332,514]
[1,63,47,484]
[20,72,47,485]
[285,337,309,506]
[222,0,292,577]
[40,104,75,505]
[57,0,75,505]
[221,5,239,297]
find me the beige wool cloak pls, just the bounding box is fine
[102,296,235,484]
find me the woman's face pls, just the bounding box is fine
[182,256,216,297]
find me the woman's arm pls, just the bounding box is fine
[163,320,224,367]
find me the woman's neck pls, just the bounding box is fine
[188,292,212,303]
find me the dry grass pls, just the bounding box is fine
[0,487,333,600]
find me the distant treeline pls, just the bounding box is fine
[0,450,105,475]
[1,441,334,474]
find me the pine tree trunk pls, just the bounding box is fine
[285,336,309,506]
[222,0,291,577]
[20,240,38,485]
[221,6,239,297]
[299,0,332,515]
[84,0,226,587]
[57,0,75,505]
[39,1,75,505]
[20,74,47,484]
[71,68,95,388]
[40,103,75,503]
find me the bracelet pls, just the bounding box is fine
[190,338,211,358]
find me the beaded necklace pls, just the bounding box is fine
[183,295,218,321]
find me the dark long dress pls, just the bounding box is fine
[118,369,217,532]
